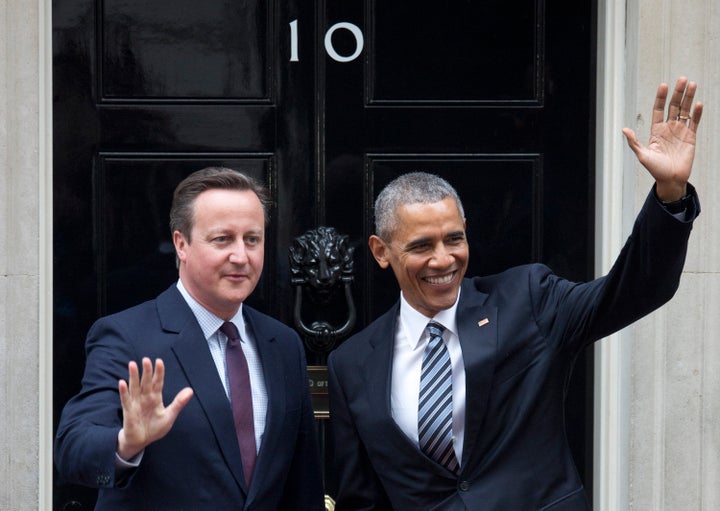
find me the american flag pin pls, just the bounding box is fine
[478,318,490,327]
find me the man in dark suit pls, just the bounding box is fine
[55,167,324,510]
[328,77,703,510]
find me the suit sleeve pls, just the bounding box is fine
[533,184,699,354]
[54,316,140,488]
[328,352,393,511]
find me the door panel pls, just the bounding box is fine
[371,0,539,102]
[53,0,595,507]
[100,0,269,100]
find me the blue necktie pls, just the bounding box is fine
[418,321,459,473]
[220,321,256,486]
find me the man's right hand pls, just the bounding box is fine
[117,357,194,460]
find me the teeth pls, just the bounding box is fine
[425,274,453,285]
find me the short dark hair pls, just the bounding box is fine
[169,167,270,242]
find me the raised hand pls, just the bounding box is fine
[622,77,703,201]
[117,357,194,460]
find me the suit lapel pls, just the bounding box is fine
[157,287,248,495]
[361,305,457,476]
[242,308,284,505]
[362,314,395,426]
[456,280,497,471]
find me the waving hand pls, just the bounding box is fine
[117,357,194,460]
[622,77,703,201]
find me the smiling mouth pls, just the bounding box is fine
[424,272,455,285]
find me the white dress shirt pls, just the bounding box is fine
[177,280,268,452]
[390,291,466,466]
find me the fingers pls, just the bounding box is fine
[152,358,166,394]
[125,360,140,396]
[118,378,130,407]
[140,357,153,395]
[120,357,193,413]
[119,360,139,412]
[124,358,166,397]
[665,77,687,121]
[650,77,702,133]
[667,77,702,125]
[689,101,703,133]
[651,82,669,125]
[677,80,696,120]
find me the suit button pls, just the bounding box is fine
[458,480,470,491]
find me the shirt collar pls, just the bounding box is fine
[399,290,460,350]
[176,279,246,340]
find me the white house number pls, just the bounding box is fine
[289,20,364,63]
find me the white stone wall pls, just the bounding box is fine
[625,0,720,509]
[0,0,46,509]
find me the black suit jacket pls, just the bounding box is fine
[55,285,324,511]
[328,187,698,511]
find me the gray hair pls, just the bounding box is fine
[374,172,465,240]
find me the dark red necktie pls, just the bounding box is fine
[220,321,257,486]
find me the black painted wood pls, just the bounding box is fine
[53,0,596,507]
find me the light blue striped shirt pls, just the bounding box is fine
[177,280,268,452]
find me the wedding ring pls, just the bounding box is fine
[678,114,690,120]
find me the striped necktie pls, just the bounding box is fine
[418,321,459,472]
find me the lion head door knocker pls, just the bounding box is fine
[289,226,356,356]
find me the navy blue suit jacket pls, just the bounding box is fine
[328,187,699,511]
[55,285,324,511]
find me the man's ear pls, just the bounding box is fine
[368,235,390,269]
[173,231,188,263]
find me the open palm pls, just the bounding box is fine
[622,77,703,201]
[117,357,194,460]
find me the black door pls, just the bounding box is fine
[53,1,596,508]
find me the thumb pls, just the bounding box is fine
[622,127,643,156]
[166,387,194,419]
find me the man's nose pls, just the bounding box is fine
[429,244,454,266]
[228,242,248,264]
